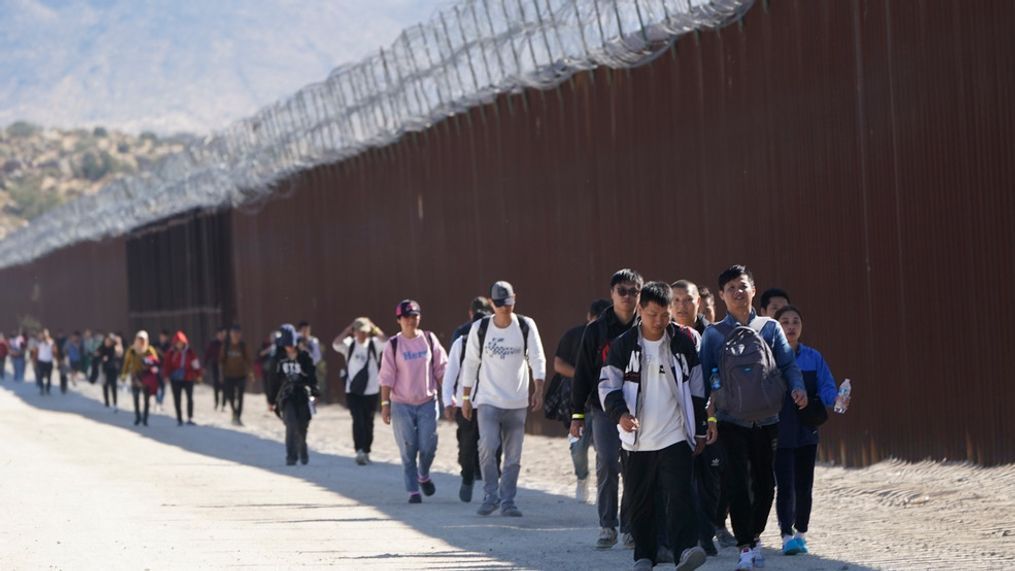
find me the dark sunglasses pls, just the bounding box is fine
[615,286,641,298]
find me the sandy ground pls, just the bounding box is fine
[0,372,1013,570]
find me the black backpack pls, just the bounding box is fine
[346,338,380,395]
[468,314,530,400]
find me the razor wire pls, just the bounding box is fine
[0,0,752,269]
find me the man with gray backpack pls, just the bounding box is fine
[699,265,807,570]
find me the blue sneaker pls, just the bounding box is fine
[782,536,805,556]
[797,534,809,554]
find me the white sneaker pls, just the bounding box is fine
[596,527,618,549]
[735,547,754,570]
[753,540,766,568]
[621,532,636,549]
[575,478,589,503]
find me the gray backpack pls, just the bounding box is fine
[712,317,786,422]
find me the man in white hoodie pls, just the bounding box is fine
[461,281,546,517]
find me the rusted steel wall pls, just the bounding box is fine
[230,0,1015,465]
[0,236,129,336]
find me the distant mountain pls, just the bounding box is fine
[0,0,433,135]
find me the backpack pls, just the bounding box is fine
[469,314,530,400]
[712,317,787,422]
[346,338,380,395]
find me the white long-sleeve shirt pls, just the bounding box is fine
[460,314,546,409]
[441,336,465,408]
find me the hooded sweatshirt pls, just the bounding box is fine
[162,332,202,382]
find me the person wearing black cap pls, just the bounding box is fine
[378,300,448,503]
[461,281,546,517]
[266,324,320,465]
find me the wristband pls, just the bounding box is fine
[381,401,390,406]
[707,416,718,423]
[462,395,471,401]
[572,413,585,420]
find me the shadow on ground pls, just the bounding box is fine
[1,378,870,571]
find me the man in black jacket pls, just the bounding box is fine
[267,324,320,466]
[599,281,709,571]
[569,268,643,549]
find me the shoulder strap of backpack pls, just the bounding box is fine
[471,317,492,398]
[748,316,774,335]
[367,338,379,365]
[390,336,398,359]
[517,314,530,357]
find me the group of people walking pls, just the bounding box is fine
[1,263,849,571]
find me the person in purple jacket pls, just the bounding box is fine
[379,300,448,504]
[773,305,840,556]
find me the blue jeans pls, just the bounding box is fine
[570,412,594,480]
[590,406,627,531]
[478,405,527,507]
[12,356,26,382]
[390,399,439,493]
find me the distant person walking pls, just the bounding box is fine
[35,329,56,395]
[378,300,448,503]
[10,331,27,382]
[267,324,320,466]
[96,334,122,409]
[163,331,202,426]
[204,327,227,411]
[220,324,253,426]
[333,318,386,466]
[121,331,161,426]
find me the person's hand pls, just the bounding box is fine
[381,403,392,425]
[444,405,457,421]
[461,399,473,421]
[706,421,718,445]
[791,388,808,409]
[619,413,640,433]
[569,419,584,439]
[693,437,706,456]
[530,388,543,412]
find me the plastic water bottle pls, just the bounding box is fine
[834,378,851,413]
[709,368,721,391]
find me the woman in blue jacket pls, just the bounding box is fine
[773,305,839,556]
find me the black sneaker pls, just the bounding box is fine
[459,481,474,503]
[300,455,309,465]
[408,493,422,504]
[286,459,297,466]
[420,479,436,496]
[701,539,718,557]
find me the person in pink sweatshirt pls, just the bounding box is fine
[379,299,448,503]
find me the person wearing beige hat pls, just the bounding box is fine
[333,318,387,465]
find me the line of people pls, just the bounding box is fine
[2,265,850,571]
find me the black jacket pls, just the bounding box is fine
[570,306,637,414]
[267,349,319,409]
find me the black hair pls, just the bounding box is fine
[470,296,494,314]
[610,268,644,289]
[639,281,673,308]
[774,304,803,321]
[670,279,699,297]
[717,264,755,291]
[760,288,791,311]
[230,323,242,331]
[160,329,171,336]
[589,298,611,318]
[699,287,714,301]
[297,321,310,329]
[217,325,228,332]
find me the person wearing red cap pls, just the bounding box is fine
[163,331,203,426]
[379,300,448,503]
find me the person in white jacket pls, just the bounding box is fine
[461,281,546,517]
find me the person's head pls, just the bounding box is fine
[717,265,756,316]
[83,328,92,337]
[698,288,716,322]
[134,330,149,351]
[588,298,611,323]
[352,317,374,343]
[609,268,644,315]
[759,288,791,316]
[669,279,700,327]
[71,330,81,341]
[103,334,115,347]
[297,321,311,337]
[775,305,803,347]
[638,282,673,340]
[468,297,494,320]
[172,331,189,350]
[490,281,517,317]
[216,326,227,341]
[159,329,170,344]
[395,300,422,334]
[40,328,51,341]
[278,324,299,357]
[229,324,243,344]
